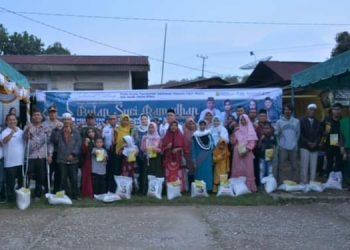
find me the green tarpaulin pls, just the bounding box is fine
[291,50,350,89]
[0,58,30,88]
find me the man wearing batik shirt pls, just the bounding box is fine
[24,108,51,201]
[43,105,63,193]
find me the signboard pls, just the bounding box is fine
[320,90,350,108]
[36,88,282,125]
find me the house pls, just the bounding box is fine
[0,55,150,91]
[239,61,323,118]
[149,77,229,89]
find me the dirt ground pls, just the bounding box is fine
[0,202,349,250]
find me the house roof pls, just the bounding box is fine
[245,61,318,87]
[149,77,229,89]
[0,55,149,66]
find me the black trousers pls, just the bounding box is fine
[4,165,23,202]
[326,146,343,174]
[48,152,61,193]
[28,158,47,198]
[93,173,106,195]
[253,149,260,186]
[59,163,78,199]
[107,153,122,192]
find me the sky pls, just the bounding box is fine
[0,0,349,84]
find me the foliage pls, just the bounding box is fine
[44,42,71,55]
[331,31,350,57]
[0,23,71,55]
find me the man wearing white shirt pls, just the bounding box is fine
[159,109,184,138]
[103,114,118,192]
[199,97,221,122]
[0,114,25,202]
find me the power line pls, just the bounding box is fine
[0,7,222,76]
[4,10,350,27]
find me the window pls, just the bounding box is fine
[30,83,48,91]
[74,82,103,91]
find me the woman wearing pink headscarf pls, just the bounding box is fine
[231,114,258,192]
[140,122,163,194]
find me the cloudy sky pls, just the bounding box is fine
[0,0,349,84]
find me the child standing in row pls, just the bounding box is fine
[213,139,230,193]
[91,137,108,195]
[258,122,277,182]
[121,135,139,179]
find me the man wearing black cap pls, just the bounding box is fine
[43,105,63,193]
[321,102,344,176]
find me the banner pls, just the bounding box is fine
[36,88,282,125]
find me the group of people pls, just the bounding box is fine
[0,100,349,203]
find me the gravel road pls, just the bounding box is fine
[0,203,349,250]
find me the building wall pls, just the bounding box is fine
[25,71,132,91]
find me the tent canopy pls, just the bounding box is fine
[291,50,350,89]
[0,58,30,88]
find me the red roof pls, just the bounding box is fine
[245,61,319,87]
[262,61,318,81]
[0,55,149,66]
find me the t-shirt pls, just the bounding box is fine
[91,147,107,175]
[260,134,277,155]
[0,127,25,168]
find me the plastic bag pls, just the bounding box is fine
[261,175,277,193]
[167,180,182,200]
[324,171,343,190]
[114,175,133,199]
[217,174,234,197]
[45,191,72,205]
[94,192,121,203]
[278,180,306,192]
[237,144,247,156]
[191,180,208,198]
[147,175,164,199]
[307,181,325,192]
[16,188,31,210]
[229,177,251,196]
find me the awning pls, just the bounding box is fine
[0,58,30,104]
[291,50,350,89]
[0,58,30,88]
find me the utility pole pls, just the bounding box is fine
[197,54,208,78]
[160,24,167,84]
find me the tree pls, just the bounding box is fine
[44,42,71,55]
[0,24,8,55]
[4,31,44,55]
[331,31,350,57]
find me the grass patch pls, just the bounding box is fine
[0,191,317,210]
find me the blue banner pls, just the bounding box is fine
[36,88,282,125]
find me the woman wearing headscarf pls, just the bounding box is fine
[140,122,163,194]
[211,116,229,146]
[81,127,97,198]
[204,111,213,129]
[191,120,215,191]
[134,114,150,190]
[231,114,258,192]
[114,114,131,177]
[183,117,197,188]
[162,121,186,191]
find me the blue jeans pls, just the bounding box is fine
[259,158,273,182]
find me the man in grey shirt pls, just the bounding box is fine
[50,113,81,200]
[276,103,300,183]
